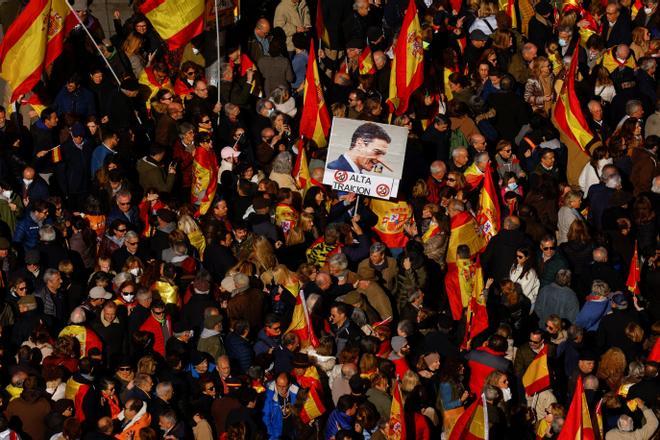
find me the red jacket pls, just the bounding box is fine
[172,139,194,188]
[139,314,172,356]
[426,175,446,205]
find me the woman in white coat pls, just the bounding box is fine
[509,247,540,312]
[578,146,612,197]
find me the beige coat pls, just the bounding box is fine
[605,406,658,440]
[273,0,311,51]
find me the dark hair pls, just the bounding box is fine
[40,107,57,121]
[512,246,535,278]
[487,334,508,353]
[349,123,391,149]
[337,394,356,412]
[330,302,350,316]
[457,244,470,259]
[101,128,118,141]
[149,144,166,156]
[292,32,307,50]
[233,319,250,336]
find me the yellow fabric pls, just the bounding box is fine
[187,230,206,259]
[153,279,179,305]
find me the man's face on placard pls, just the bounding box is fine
[352,137,389,172]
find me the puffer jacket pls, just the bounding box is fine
[263,381,299,440]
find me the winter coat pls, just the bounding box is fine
[482,229,532,282]
[557,206,581,244]
[575,296,611,331]
[509,265,540,308]
[254,329,281,357]
[537,252,569,287]
[0,194,23,234]
[534,282,580,324]
[136,156,175,194]
[226,288,265,334]
[357,257,398,293]
[273,0,311,51]
[465,346,512,394]
[262,381,299,440]
[224,332,254,374]
[139,314,172,356]
[605,406,658,440]
[630,147,659,195]
[6,392,51,440]
[13,212,46,251]
[54,85,96,118]
[197,328,225,360]
[115,402,152,440]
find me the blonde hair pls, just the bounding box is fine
[401,370,421,394]
[632,27,649,46]
[177,214,201,235]
[286,212,315,246]
[597,348,627,389]
[625,322,644,343]
[531,56,551,79]
[412,180,428,198]
[137,355,158,375]
[478,1,498,17]
[250,236,278,274]
[272,264,298,286]
[122,33,143,56]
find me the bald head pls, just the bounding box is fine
[255,19,271,38]
[373,50,387,69]
[593,247,608,262]
[503,216,520,230]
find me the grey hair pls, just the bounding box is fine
[125,230,139,241]
[627,361,645,381]
[178,122,195,137]
[640,57,656,72]
[113,272,134,287]
[555,269,572,287]
[484,384,501,402]
[327,253,349,271]
[617,415,634,432]
[224,102,238,116]
[370,242,386,255]
[397,320,415,337]
[69,306,86,324]
[474,152,489,165]
[591,279,611,296]
[43,268,60,283]
[451,147,468,158]
[271,152,293,174]
[583,374,599,390]
[587,100,602,112]
[156,381,173,398]
[136,289,152,301]
[558,25,573,35]
[429,160,446,174]
[502,216,520,230]
[625,100,643,116]
[220,62,233,79]
[269,85,289,104]
[256,98,272,114]
[233,273,250,292]
[341,363,358,378]
[521,42,537,56]
[39,225,56,242]
[353,0,368,10]
[115,189,131,200]
[448,199,465,212]
[567,324,584,340]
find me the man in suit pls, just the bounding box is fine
[602,3,632,47]
[587,100,612,142]
[56,123,94,211]
[327,122,392,174]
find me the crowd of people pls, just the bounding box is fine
[0,0,659,438]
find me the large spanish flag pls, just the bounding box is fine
[626,241,640,295]
[558,376,595,440]
[551,42,593,185]
[387,0,424,116]
[449,393,489,440]
[522,345,551,396]
[445,211,485,265]
[476,167,501,242]
[460,259,488,349]
[388,380,406,440]
[299,40,331,148]
[0,0,75,103]
[285,288,320,348]
[315,0,330,48]
[139,0,205,50]
[370,199,412,249]
[191,146,218,216]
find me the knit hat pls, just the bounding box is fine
[391,336,407,353]
[424,353,440,367]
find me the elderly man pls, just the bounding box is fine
[534,269,580,323]
[508,43,538,84]
[357,242,398,293]
[605,399,658,440]
[602,3,632,47]
[248,18,271,62]
[587,100,612,142]
[450,146,470,173]
[426,160,447,204]
[263,373,300,439]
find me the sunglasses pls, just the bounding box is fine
[153,310,165,316]
[200,119,211,124]
[126,241,138,245]
[516,255,525,259]
[118,201,131,206]
[118,367,132,371]
[447,178,456,182]
[501,149,512,153]
[121,291,135,295]
[16,286,27,291]
[542,246,556,251]
[529,339,542,344]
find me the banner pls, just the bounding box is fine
[322,118,407,199]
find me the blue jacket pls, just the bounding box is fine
[106,206,141,231]
[325,409,353,440]
[13,213,50,251]
[575,297,611,331]
[54,85,96,118]
[254,329,281,357]
[224,332,254,374]
[263,381,299,440]
[90,143,117,176]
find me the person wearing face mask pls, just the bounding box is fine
[19,166,50,210]
[556,25,589,79]
[0,180,23,235]
[602,3,633,47]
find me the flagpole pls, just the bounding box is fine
[214,0,222,126]
[64,3,122,86]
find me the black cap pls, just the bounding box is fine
[469,29,489,41]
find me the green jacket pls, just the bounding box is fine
[197,331,226,361]
[136,157,175,194]
[0,194,24,234]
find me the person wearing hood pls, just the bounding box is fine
[116,398,151,440]
[137,144,176,195]
[388,336,411,379]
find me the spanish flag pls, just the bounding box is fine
[449,393,489,440]
[558,376,595,440]
[359,46,376,75]
[632,0,643,19]
[445,211,485,265]
[293,139,312,192]
[421,222,440,243]
[460,259,488,349]
[476,167,501,242]
[275,203,299,234]
[315,0,330,48]
[388,380,406,440]
[299,40,331,148]
[522,345,551,396]
[285,288,319,348]
[51,145,62,163]
[499,0,518,28]
[626,241,641,295]
[139,0,205,50]
[191,146,218,216]
[648,337,660,362]
[551,42,593,185]
[138,66,174,109]
[599,47,637,73]
[387,0,424,116]
[300,385,325,423]
[59,325,103,358]
[370,199,412,249]
[0,0,75,103]
[463,163,484,191]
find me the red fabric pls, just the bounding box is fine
[74,383,90,422]
[392,357,411,379]
[414,412,432,440]
[42,356,79,374]
[139,199,165,237]
[467,346,505,394]
[139,314,172,356]
[444,265,463,321]
[172,139,194,188]
[426,176,446,204]
[174,78,194,97]
[84,328,104,357]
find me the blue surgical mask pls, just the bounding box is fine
[558,38,568,47]
[507,182,518,191]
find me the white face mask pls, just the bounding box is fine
[645,7,654,13]
[608,21,616,26]
[507,182,518,191]
[23,179,33,185]
[121,293,135,302]
[1,190,11,199]
[129,268,142,277]
[502,387,512,402]
[652,182,660,193]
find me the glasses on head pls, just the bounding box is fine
[542,246,556,251]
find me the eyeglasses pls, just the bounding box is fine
[542,246,556,251]
[200,119,211,124]
[529,339,542,344]
[16,286,27,291]
[447,178,456,182]
[186,71,196,76]
[121,290,135,295]
[126,241,138,246]
[118,201,131,206]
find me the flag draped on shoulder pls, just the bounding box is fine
[285,287,319,348]
[359,46,376,75]
[370,199,412,249]
[558,376,595,440]
[139,0,205,50]
[388,380,406,440]
[626,241,641,295]
[387,0,424,116]
[449,393,489,440]
[522,345,551,396]
[191,146,218,216]
[315,0,330,48]
[476,167,501,242]
[0,0,75,102]
[299,40,331,148]
[600,47,636,73]
[551,42,593,185]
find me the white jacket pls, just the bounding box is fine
[510,265,540,311]
[578,158,612,197]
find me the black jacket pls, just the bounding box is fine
[481,229,532,281]
[602,14,632,46]
[225,332,254,375]
[528,15,553,54]
[203,243,237,282]
[56,139,94,196]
